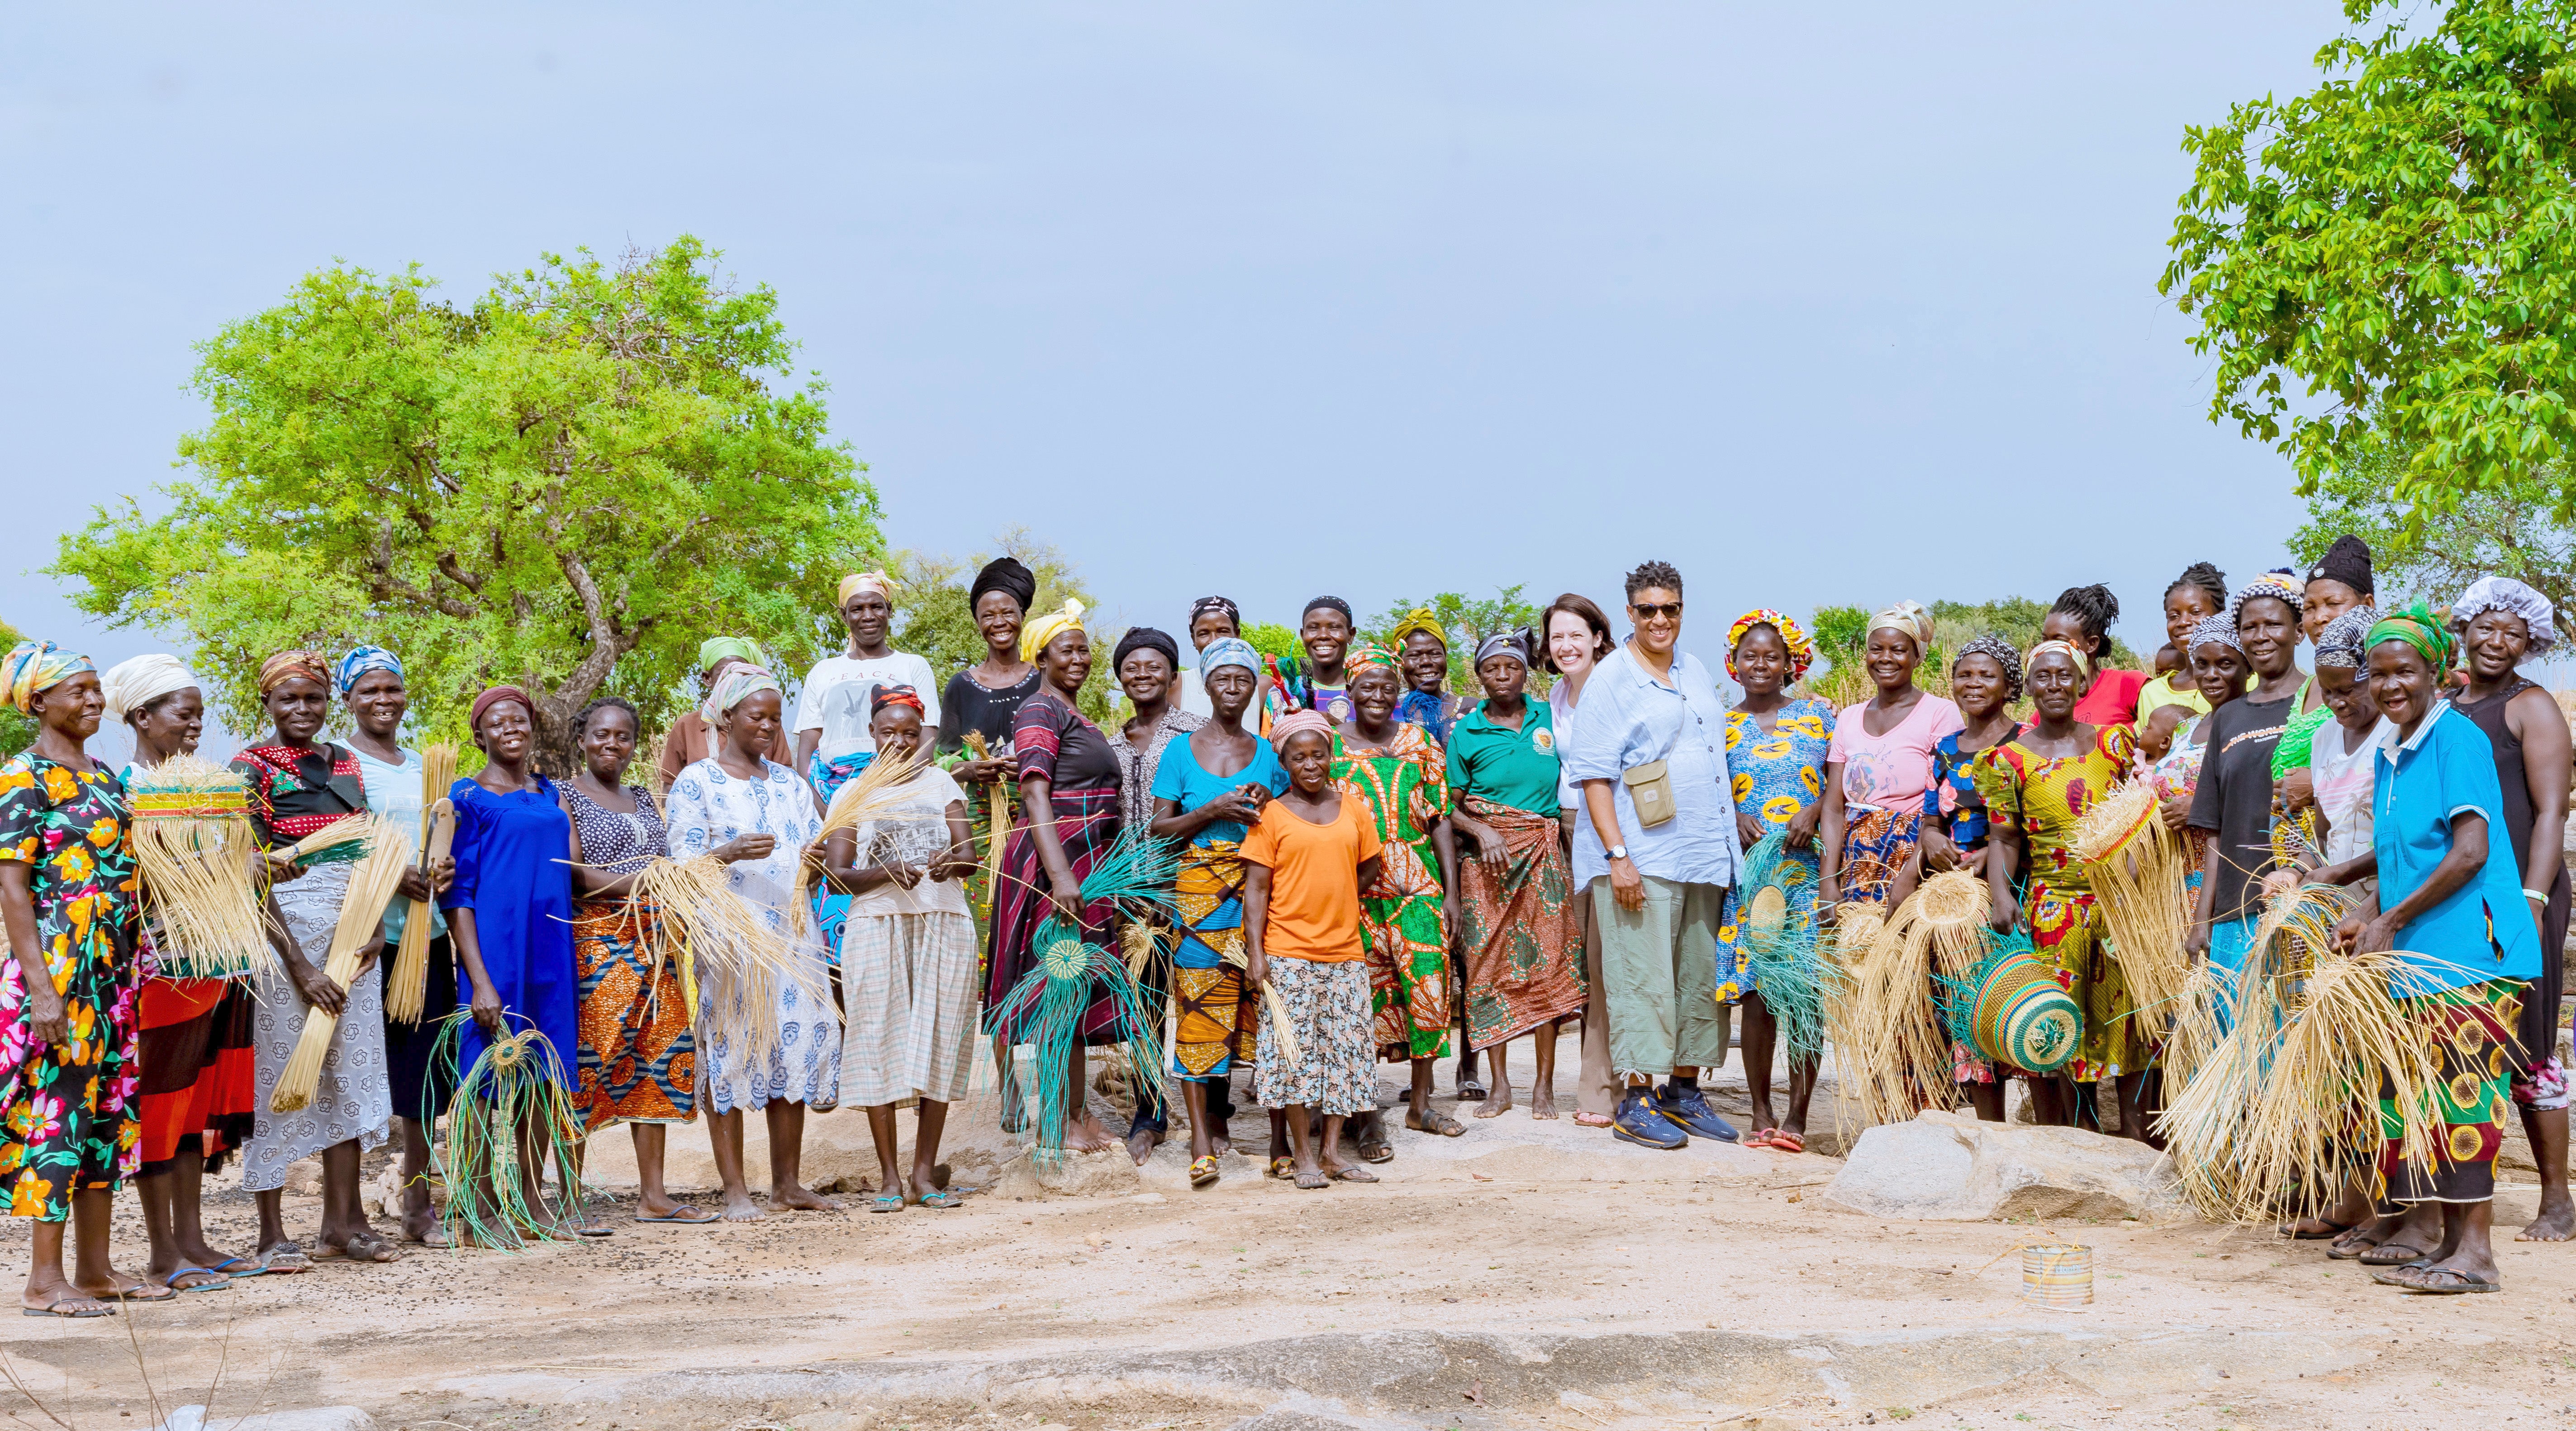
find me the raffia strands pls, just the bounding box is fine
[791,748,939,930]
[986,914,1167,1167]
[1828,882,1980,1135]
[271,816,413,1114]
[429,1015,585,1251]
[1733,831,1843,1063]
[625,854,827,1063]
[125,755,274,980]
[2071,779,2191,1043]
[963,731,1009,917]
[385,778,458,1024]
[1912,870,1998,977]
[283,814,374,868]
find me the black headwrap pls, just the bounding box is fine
[2305,535,2374,596]
[1112,626,1180,673]
[1189,595,1240,632]
[1303,595,1354,625]
[968,556,1037,615]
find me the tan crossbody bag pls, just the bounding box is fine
[1622,758,1677,828]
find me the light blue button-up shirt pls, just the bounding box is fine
[1563,643,1741,888]
[2372,702,2540,990]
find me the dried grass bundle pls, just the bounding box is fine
[271,817,413,1113]
[1828,881,1982,1132]
[384,747,457,1023]
[792,748,939,925]
[627,854,830,1061]
[2072,780,2192,1040]
[1913,870,1999,976]
[963,731,1010,910]
[126,755,274,980]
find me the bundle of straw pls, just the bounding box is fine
[270,816,413,1113]
[432,1017,584,1250]
[1826,873,1994,1132]
[2072,779,2193,1038]
[125,755,274,980]
[963,731,1010,913]
[627,854,830,1061]
[988,916,1167,1166]
[792,747,937,924]
[383,747,459,1017]
[280,814,375,867]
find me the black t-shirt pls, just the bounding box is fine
[2184,692,2294,924]
[939,666,1043,757]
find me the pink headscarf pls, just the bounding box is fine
[1269,709,1334,753]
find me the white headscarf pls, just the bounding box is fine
[1867,601,1933,651]
[100,654,197,723]
[701,663,784,726]
[2454,576,2559,655]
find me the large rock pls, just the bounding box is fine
[156,1409,375,1431]
[1824,1109,2191,1223]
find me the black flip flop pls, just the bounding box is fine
[2404,1266,2501,1294]
[2359,1241,2431,1267]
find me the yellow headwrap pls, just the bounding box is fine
[1386,608,1447,649]
[2025,638,2094,684]
[257,649,333,696]
[1020,598,1086,662]
[1867,602,1933,652]
[837,570,895,607]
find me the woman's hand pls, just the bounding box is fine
[1784,800,1823,852]
[2351,913,2400,956]
[1919,824,1958,873]
[290,961,346,1017]
[954,757,1013,786]
[1049,870,1085,925]
[2186,920,2210,961]
[1205,788,1265,827]
[1245,946,1268,991]
[395,865,436,905]
[2277,768,2315,813]
[261,849,307,884]
[1452,817,1508,872]
[2259,868,2304,905]
[2158,791,2193,833]
[21,985,67,1045]
[930,851,979,882]
[1735,810,1767,848]
[468,977,505,1035]
[711,834,777,865]
[1441,888,1462,933]
[883,862,926,891]
[1987,888,2019,933]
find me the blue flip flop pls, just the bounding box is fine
[162,1267,232,1293]
[206,1256,262,1278]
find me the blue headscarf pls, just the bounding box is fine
[335,645,405,696]
[1199,636,1261,677]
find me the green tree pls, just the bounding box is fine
[2292,448,2576,611]
[2162,0,2576,510]
[888,526,1113,722]
[1362,586,1543,693]
[0,619,29,759]
[52,239,874,753]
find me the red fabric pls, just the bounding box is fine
[2074,669,2147,729]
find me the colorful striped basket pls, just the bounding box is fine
[1939,936,2081,1074]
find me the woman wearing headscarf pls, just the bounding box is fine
[105,655,266,1291]
[1173,596,1281,732]
[1333,640,1464,1153]
[1150,635,1291,1187]
[2306,606,2540,1294]
[665,665,839,1219]
[983,607,1129,1156]
[1819,602,1964,910]
[3,643,155,1316]
[231,649,395,1267]
[1974,640,2143,1134]
[1104,625,1197,1161]
[658,636,791,790]
[1914,635,2021,1110]
[2184,573,2307,990]
[2040,585,2148,728]
[442,685,585,1232]
[335,646,458,1246]
[1544,592,1622,1128]
[1388,608,1468,745]
[2298,536,2378,715]
[1709,611,1835,1149]
[937,556,1042,773]
[795,570,941,803]
[1446,630,1585,1121]
[2449,576,2572,1244]
[2148,616,2255,937]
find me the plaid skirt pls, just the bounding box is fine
[840,910,980,1107]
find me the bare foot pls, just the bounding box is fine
[1473,1081,1515,1119]
[1210,1133,1234,1157]
[1125,1123,1163,1166]
[770,1182,841,1213]
[75,1266,174,1303]
[2520,1192,2575,1242]
[1065,1112,1117,1155]
[1530,1086,1559,1120]
[720,1189,767,1222]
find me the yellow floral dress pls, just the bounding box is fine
[1713,697,1835,1003]
[0,755,142,1221]
[1971,724,2141,1080]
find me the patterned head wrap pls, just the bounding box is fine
[1269,709,1335,753]
[1950,634,2024,701]
[870,684,927,719]
[470,684,535,732]
[3,642,95,715]
[2452,576,2558,655]
[1189,595,1241,633]
[1725,608,1815,681]
[257,649,332,696]
[2312,606,2380,669]
[697,635,765,672]
[1387,608,1447,649]
[700,664,784,725]
[1474,631,1530,669]
[837,570,895,607]
[1867,601,1933,651]
[2365,602,2458,673]
[101,654,196,723]
[1019,599,1087,663]
[1346,640,1400,672]
[2025,638,2093,685]
[1199,636,1261,678]
[334,645,404,696]
[1112,626,1181,674]
[2228,571,2306,625]
[2186,613,2245,657]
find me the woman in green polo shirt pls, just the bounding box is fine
[1446,632,1587,1119]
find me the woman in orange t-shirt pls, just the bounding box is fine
[1244,711,1383,1190]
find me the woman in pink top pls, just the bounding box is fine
[1819,602,1965,910]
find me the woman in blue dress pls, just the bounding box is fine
[1711,611,1835,1152]
[442,685,580,1233]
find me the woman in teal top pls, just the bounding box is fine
[1445,633,1586,1121]
[2309,604,2538,1294]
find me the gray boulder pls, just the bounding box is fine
[1825,1109,2191,1223]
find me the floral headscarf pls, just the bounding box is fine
[2365,602,2457,673]
[3,641,94,714]
[1346,640,1400,671]
[701,664,784,725]
[1725,608,1814,681]
[257,649,332,695]
[1951,634,2023,701]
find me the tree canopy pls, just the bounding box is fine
[2162,0,2576,511]
[1361,586,1544,693]
[52,238,875,749]
[2292,448,2576,611]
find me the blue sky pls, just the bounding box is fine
[2,2,2346,696]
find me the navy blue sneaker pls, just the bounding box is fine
[1657,1082,1740,1142]
[1611,1089,1687,1149]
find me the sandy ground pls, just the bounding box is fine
[2,1032,2570,1431]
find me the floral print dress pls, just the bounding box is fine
[1971,725,2142,1081]
[0,755,142,1221]
[1331,726,1454,1062]
[1712,697,1834,1004]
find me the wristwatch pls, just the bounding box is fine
[1607,844,1630,862]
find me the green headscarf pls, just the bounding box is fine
[697,635,766,671]
[2363,601,2457,673]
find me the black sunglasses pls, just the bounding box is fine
[1631,602,1682,620]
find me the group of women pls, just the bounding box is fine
[2,537,2569,1311]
